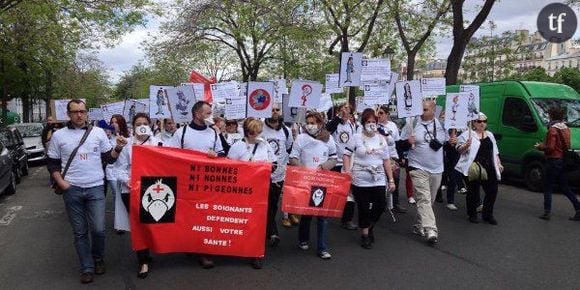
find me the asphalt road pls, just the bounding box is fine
[1,166,579,290]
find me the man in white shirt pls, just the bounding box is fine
[400,100,447,245]
[155,118,177,142]
[165,101,224,269]
[47,99,127,284]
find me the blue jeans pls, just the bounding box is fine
[298,216,328,254]
[63,185,106,273]
[543,159,580,212]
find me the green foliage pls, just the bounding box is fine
[508,67,553,83]
[553,67,580,92]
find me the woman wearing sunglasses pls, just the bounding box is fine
[455,112,504,224]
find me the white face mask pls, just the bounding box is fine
[135,125,152,136]
[204,115,214,126]
[365,123,377,132]
[306,124,319,135]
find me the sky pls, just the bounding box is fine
[97,0,579,84]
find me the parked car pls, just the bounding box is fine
[0,126,28,184]
[9,123,46,163]
[0,139,16,195]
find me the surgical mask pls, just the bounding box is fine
[135,125,152,136]
[365,123,377,132]
[306,124,319,136]
[204,115,215,126]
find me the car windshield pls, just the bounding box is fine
[531,98,580,128]
[13,124,43,137]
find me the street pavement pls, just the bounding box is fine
[1,166,579,290]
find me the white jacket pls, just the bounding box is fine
[454,130,501,181]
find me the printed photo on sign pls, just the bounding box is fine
[123,99,147,124]
[420,78,446,97]
[140,176,177,224]
[166,86,195,123]
[339,52,363,87]
[361,58,391,83]
[210,81,239,103]
[101,101,124,123]
[325,73,342,94]
[282,94,306,123]
[310,186,327,207]
[149,86,172,119]
[445,93,470,129]
[288,80,322,109]
[247,82,274,118]
[460,85,480,120]
[395,80,423,118]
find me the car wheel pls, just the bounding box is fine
[22,161,29,176]
[525,160,544,192]
[4,171,16,195]
[14,167,21,184]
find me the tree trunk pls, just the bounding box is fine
[1,59,7,122]
[45,69,53,120]
[406,51,417,80]
[445,39,468,85]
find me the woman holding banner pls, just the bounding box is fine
[289,111,337,259]
[227,117,276,269]
[456,112,503,225]
[115,113,161,278]
[343,108,396,249]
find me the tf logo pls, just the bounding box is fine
[309,186,327,207]
[140,177,177,223]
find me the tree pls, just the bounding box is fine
[508,67,553,83]
[391,0,451,80]
[553,67,580,92]
[444,0,497,85]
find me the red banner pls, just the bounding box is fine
[281,166,351,218]
[130,145,271,258]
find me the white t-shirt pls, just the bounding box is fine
[47,126,112,188]
[155,131,175,142]
[379,121,400,159]
[261,123,293,183]
[344,133,390,187]
[166,123,224,154]
[329,118,356,167]
[290,133,337,169]
[227,139,276,163]
[400,118,447,174]
[224,132,243,146]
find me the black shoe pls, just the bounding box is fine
[251,258,263,269]
[80,272,93,284]
[137,264,149,279]
[483,216,498,225]
[116,230,125,235]
[539,213,551,220]
[269,235,281,247]
[361,235,372,249]
[199,256,215,269]
[94,259,105,275]
[468,216,479,224]
[393,204,407,213]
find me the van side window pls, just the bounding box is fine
[502,98,537,132]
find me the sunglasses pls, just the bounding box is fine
[272,108,281,112]
[475,120,487,124]
[377,111,385,115]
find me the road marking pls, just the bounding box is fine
[0,206,23,226]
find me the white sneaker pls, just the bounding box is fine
[477,205,483,212]
[408,197,416,204]
[458,188,467,194]
[446,204,458,210]
[318,251,332,259]
[441,185,447,191]
[425,229,438,245]
[298,242,309,250]
[413,226,425,237]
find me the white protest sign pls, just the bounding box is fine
[101,101,125,122]
[460,85,481,120]
[210,81,239,103]
[318,93,333,113]
[246,82,275,118]
[283,93,306,123]
[339,52,363,87]
[88,108,103,121]
[288,80,323,109]
[225,96,246,120]
[445,93,470,129]
[166,86,195,123]
[52,99,86,121]
[395,80,423,118]
[271,79,287,103]
[149,86,172,119]
[356,98,373,113]
[123,99,147,123]
[363,83,389,105]
[239,82,247,97]
[361,58,391,83]
[385,72,399,104]
[325,74,342,94]
[421,78,446,97]
[136,99,149,115]
[181,83,204,103]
